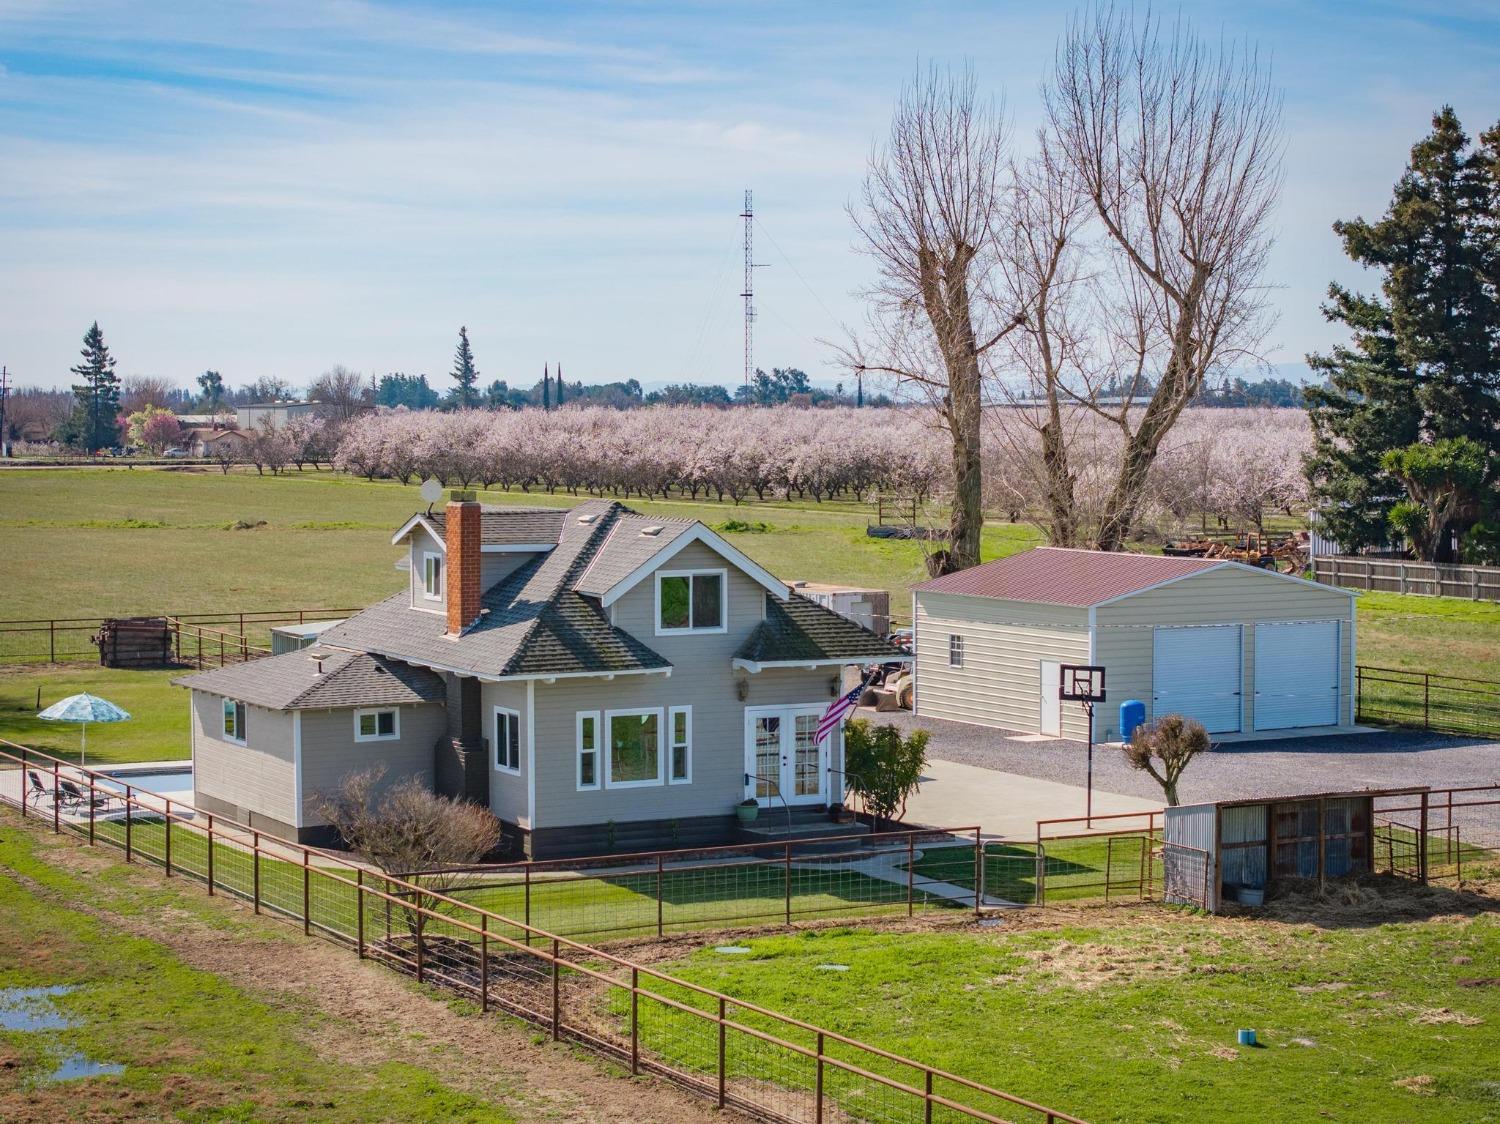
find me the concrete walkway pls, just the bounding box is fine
[901,758,1160,840]
[792,841,1013,908]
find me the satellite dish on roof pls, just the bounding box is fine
[419,478,443,508]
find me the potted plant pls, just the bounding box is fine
[735,798,760,824]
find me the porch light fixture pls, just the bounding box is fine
[735,677,749,702]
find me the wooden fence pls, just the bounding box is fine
[1312,555,1500,601]
[0,607,357,664]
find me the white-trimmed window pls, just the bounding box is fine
[948,634,964,668]
[605,708,663,788]
[493,707,520,774]
[354,708,399,742]
[655,570,726,634]
[222,698,247,744]
[422,552,444,601]
[668,705,691,784]
[577,711,601,791]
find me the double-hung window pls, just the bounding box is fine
[668,706,691,784]
[656,570,726,634]
[355,708,399,742]
[948,634,964,668]
[422,552,444,601]
[605,708,663,787]
[493,707,521,774]
[222,698,247,744]
[577,711,601,791]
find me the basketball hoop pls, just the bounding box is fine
[1059,664,1106,826]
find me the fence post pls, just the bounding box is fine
[49,619,55,663]
[521,864,533,947]
[1036,843,1046,907]
[124,785,133,861]
[51,760,59,833]
[252,831,260,913]
[164,800,172,876]
[19,746,27,819]
[973,828,982,918]
[907,835,915,917]
[1424,674,1431,730]
[356,868,365,958]
[1419,792,1430,884]
[630,967,639,1075]
[206,814,214,894]
[87,773,95,845]
[551,938,561,1041]
[656,853,665,937]
[479,913,488,1012]
[717,997,727,1108]
[784,841,793,926]
[302,849,310,935]
[815,1031,825,1123]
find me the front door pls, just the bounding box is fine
[745,706,828,807]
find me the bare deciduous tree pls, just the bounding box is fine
[1123,714,1210,806]
[309,364,371,421]
[319,767,502,952]
[845,64,1024,572]
[1038,5,1284,551]
[121,374,178,414]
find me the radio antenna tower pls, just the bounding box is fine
[740,190,756,386]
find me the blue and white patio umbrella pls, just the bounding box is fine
[36,693,131,766]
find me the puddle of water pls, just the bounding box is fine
[714,946,751,955]
[42,1054,126,1083]
[0,986,78,1032]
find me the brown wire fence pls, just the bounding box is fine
[0,738,1086,1124]
[1356,665,1500,740]
[0,608,356,665]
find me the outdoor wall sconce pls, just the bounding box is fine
[829,676,841,697]
[735,677,750,702]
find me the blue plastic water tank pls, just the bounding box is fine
[1120,699,1147,742]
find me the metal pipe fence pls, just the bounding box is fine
[0,607,356,664]
[0,738,1085,1124]
[1372,787,1500,885]
[1356,665,1500,740]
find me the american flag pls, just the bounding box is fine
[816,679,866,744]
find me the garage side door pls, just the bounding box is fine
[1152,625,1242,733]
[1254,620,1341,731]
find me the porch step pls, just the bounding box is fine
[735,814,872,855]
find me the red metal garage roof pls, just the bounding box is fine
[912,547,1224,607]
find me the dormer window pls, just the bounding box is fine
[422,552,444,601]
[656,569,726,634]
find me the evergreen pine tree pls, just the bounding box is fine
[542,363,551,410]
[68,321,122,452]
[555,363,565,406]
[451,326,479,408]
[1305,108,1500,561]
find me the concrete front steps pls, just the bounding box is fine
[735,807,872,855]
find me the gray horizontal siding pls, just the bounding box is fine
[190,690,297,827]
[297,703,445,827]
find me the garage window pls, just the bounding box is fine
[948,634,964,668]
[222,699,247,744]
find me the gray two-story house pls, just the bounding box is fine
[178,497,906,856]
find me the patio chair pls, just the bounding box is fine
[26,771,59,809]
[59,779,111,810]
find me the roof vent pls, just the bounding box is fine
[640,525,664,537]
[577,513,599,525]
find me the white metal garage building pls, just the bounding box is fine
[911,548,1358,743]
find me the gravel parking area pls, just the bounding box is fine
[865,707,1500,806]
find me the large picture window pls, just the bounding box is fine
[656,570,725,634]
[222,698,246,744]
[577,711,601,791]
[493,707,520,774]
[606,709,662,787]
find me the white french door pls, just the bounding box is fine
[744,705,828,807]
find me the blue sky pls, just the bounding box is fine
[2,1,1497,393]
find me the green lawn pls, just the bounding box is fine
[0,666,185,764]
[0,823,518,1122]
[629,906,1500,1124]
[913,835,1162,905]
[1355,591,1500,681]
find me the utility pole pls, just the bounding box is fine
[0,365,9,457]
[740,190,755,387]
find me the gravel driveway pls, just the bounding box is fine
[866,708,1500,807]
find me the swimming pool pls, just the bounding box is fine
[98,770,194,799]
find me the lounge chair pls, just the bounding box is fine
[59,779,110,810]
[26,771,59,808]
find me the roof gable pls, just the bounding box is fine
[582,522,789,607]
[175,649,445,711]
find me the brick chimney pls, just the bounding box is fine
[445,496,482,636]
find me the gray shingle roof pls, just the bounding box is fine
[573,514,697,597]
[322,500,673,678]
[734,594,908,665]
[416,506,568,547]
[174,650,446,710]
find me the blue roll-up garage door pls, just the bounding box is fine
[1254,620,1341,730]
[1152,625,1243,733]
